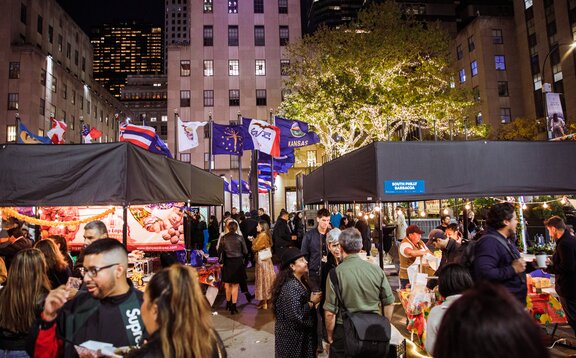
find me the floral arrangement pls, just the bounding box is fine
[527,243,555,255]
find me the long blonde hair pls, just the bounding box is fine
[0,249,50,333]
[34,238,68,272]
[146,265,220,357]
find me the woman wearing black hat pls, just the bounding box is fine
[271,248,322,358]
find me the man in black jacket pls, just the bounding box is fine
[301,208,331,291]
[545,216,576,336]
[272,209,293,263]
[34,239,145,357]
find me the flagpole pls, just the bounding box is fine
[229,175,234,214]
[250,147,259,212]
[237,112,243,213]
[174,109,179,160]
[208,112,213,173]
[269,109,275,223]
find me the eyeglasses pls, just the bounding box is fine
[80,263,119,278]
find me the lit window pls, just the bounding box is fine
[553,64,563,82]
[180,60,191,76]
[228,0,238,14]
[6,125,16,142]
[533,74,542,91]
[229,60,239,76]
[307,150,317,167]
[458,69,466,83]
[524,0,533,9]
[203,0,213,13]
[475,112,483,125]
[470,60,478,77]
[203,60,214,76]
[495,55,506,70]
[256,60,266,75]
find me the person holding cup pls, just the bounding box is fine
[272,248,321,358]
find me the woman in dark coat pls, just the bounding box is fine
[218,220,247,315]
[272,248,321,358]
[208,215,220,257]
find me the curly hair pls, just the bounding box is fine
[486,203,515,230]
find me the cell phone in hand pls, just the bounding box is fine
[66,277,82,290]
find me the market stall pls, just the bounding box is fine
[0,142,224,249]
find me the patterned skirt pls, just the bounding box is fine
[255,251,276,301]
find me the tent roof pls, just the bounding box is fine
[0,142,224,207]
[303,141,576,204]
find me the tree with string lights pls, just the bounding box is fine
[279,2,483,159]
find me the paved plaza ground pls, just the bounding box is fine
[212,267,576,357]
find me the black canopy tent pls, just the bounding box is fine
[0,142,224,245]
[303,141,576,267]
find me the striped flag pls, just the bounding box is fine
[120,124,172,158]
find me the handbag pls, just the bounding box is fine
[258,247,273,262]
[330,269,391,358]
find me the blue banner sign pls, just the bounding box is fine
[385,180,425,194]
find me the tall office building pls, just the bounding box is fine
[91,22,163,98]
[167,0,302,213]
[165,0,191,71]
[0,0,128,144]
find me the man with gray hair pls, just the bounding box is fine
[324,228,395,357]
[73,220,109,278]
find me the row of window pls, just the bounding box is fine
[180,59,290,77]
[458,56,507,83]
[202,0,288,14]
[180,89,285,107]
[203,25,289,47]
[21,4,87,72]
[456,30,504,60]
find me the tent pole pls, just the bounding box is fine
[122,205,128,248]
[377,202,384,270]
[269,110,276,222]
[406,202,411,226]
[463,202,469,241]
[174,110,179,160]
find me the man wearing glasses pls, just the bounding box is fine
[33,239,145,357]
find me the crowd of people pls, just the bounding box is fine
[1,200,575,358]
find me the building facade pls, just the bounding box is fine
[165,0,191,71]
[167,0,301,213]
[454,16,525,133]
[91,21,163,98]
[0,0,127,144]
[121,74,168,140]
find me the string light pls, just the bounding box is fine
[522,203,527,210]
[355,205,360,210]
[464,203,471,210]
[374,206,381,212]
[542,202,549,209]
[369,213,375,219]
[443,208,449,215]
[357,212,363,217]
[561,196,568,205]
[364,214,369,220]
[419,210,427,217]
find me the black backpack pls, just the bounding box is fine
[329,269,391,358]
[458,230,518,274]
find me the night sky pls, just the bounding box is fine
[56,0,164,34]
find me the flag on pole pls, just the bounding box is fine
[242,117,281,156]
[120,124,173,158]
[17,122,51,144]
[82,124,102,143]
[178,118,207,151]
[230,179,240,194]
[47,116,67,144]
[212,123,244,156]
[274,116,320,149]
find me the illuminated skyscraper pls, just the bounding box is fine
[91,21,163,98]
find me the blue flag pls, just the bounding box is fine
[230,179,240,194]
[259,147,295,173]
[150,134,173,158]
[275,117,320,149]
[212,123,244,156]
[17,123,51,144]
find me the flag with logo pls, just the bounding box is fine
[242,117,281,156]
[82,124,103,143]
[17,122,51,144]
[120,124,173,158]
[178,118,207,151]
[212,123,244,156]
[47,116,67,144]
[274,116,320,149]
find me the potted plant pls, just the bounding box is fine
[527,243,555,267]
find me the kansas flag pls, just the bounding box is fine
[212,123,244,156]
[274,117,320,149]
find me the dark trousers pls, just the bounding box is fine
[559,296,576,336]
[329,324,346,358]
[400,278,409,290]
